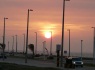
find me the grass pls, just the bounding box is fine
[0,62,60,70]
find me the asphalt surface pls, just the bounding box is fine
[0,57,95,70]
[0,57,56,67]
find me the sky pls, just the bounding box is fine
[0,0,95,56]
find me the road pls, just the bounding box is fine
[0,57,95,70]
[0,57,56,67]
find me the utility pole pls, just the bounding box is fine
[61,0,70,67]
[25,9,33,63]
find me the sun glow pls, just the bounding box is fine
[45,32,51,38]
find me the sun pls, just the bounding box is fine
[45,32,51,38]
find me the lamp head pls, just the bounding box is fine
[29,9,33,11]
[92,27,95,28]
[65,0,70,1]
[4,17,8,19]
[35,32,36,33]
[67,29,70,31]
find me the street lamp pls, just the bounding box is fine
[15,35,18,53]
[67,29,70,57]
[12,36,14,52]
[43,41,46,60]
[3,17,8,60]
[25,9,33,63]
[8,41,9,53]
[50,31,52,55]
[81,40,83,60]
[0,36,2,43]
[92,27,95,64]
[23,34,25,53]
[35,32,37,55]
[61,0,70,67]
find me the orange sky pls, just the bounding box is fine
[0,0,95,56]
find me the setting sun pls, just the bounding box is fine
[45,32,51,38]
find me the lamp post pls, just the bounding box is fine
[0,36,2,43]
[15,35,18,53]
[67,29,70,57]
[43,41,46,60]
[81,40,83,60]
[61,0,70,67]
[23,34,25,53]
[3,17,8,60]
[25,9,33,63]
[12,36,14,52]
[92,27,95,64]
[8,41,9,53]
[50,31,52,55]
[35,32,37,55]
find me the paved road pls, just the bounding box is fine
[0,57,56,67]
[0,57,95,70]
[83,60,94,64]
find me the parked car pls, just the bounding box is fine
[64,57,83,68]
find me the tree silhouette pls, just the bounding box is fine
[0,43,5,50]
[28,44,34,58]
[28,44,34,51]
